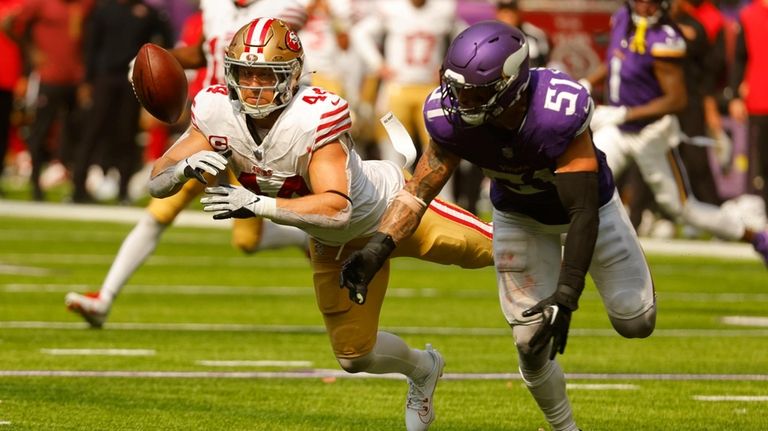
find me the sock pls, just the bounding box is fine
[98,213,168,305]
[520,360,578,431]
[347,331,434,382]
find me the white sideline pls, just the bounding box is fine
[0,199,759,260]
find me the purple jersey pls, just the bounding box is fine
[424,68,615,225]
[606,7,686,132]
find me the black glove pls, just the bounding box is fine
[521,285,580,360]
[340,232,396,305]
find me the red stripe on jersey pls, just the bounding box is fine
[429,198,493,239]
[320,102,349,119]
[315,122,352,144]
[317,110,350,132]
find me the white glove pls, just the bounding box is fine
[127,56,136,83]
[201,185,277,220]
[590,105,628,131]
[173,151,228,185]
[711,128,733,171]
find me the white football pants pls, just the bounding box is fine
[593,115,746,241]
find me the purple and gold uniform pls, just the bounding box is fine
[425,68,615,225]
[594,6,749,242]
[605,6,686,132]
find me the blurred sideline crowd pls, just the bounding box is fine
[0,0,766,239]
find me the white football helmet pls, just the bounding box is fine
[224,17,304,118]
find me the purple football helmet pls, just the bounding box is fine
[440,21,530,125]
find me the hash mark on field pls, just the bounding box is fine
[40,348,156,356]
[567,384,638,390]
[693,395,768,402]
[197,360,313,367]
[722,316,768,327]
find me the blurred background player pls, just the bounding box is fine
[0,0,23,197]
[2,0,95,201]
[584,0,768,264]
[495,0,550,68]
[350,0,465,172]
[70,0,173,204]
[151,18,494,430]
[728,0,768,218]
[64,0,310,327]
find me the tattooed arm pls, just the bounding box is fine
[339,139,461,304]
[379,139,461,243]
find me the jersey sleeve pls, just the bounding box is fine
[190,85,230,137]
[526,70,594,160]
[650,24,686,60]
[311,94,352,150]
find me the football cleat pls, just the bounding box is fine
[65,292,109,328]
[405,344,445,431]
[752,231,768,267]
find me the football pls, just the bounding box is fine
[131,43,188,124]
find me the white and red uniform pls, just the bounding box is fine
[199,0,308,87]
[190,82,493,356]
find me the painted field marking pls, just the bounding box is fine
[693,395,768,402]
[7,284,768,304]
[0,421,11,426]
[0,370,766,382]
[567,383,638,390]
[0,200,761,261]
[196,360,313,368]
[40,348,156,356]
[0,264,51,276]
[5,321,768,338]
[722,316,768,327]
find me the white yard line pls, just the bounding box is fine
[3,321,768,337]
[0,369,766,382]
[6,284,768,304]
[0,199,759,260]
[40,348,156,356]
[196,360,314,367]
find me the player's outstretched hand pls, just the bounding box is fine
[202,185,273,220]
[340,232,396,305]
[522,291,576,360]
[174,151,228,185]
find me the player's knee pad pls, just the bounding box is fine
[512,324,550,372]
[608,303,656,338]
[337,351,374,374]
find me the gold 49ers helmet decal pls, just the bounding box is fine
[225,18,305,118]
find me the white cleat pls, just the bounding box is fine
[405,344,445,431]
[65,292,109,328]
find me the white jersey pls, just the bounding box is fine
[200,0,308,87]
[351,0,462,85]
[299,0,351,78]
[191,84,404,245]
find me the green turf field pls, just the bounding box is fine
[1,213,767,430]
